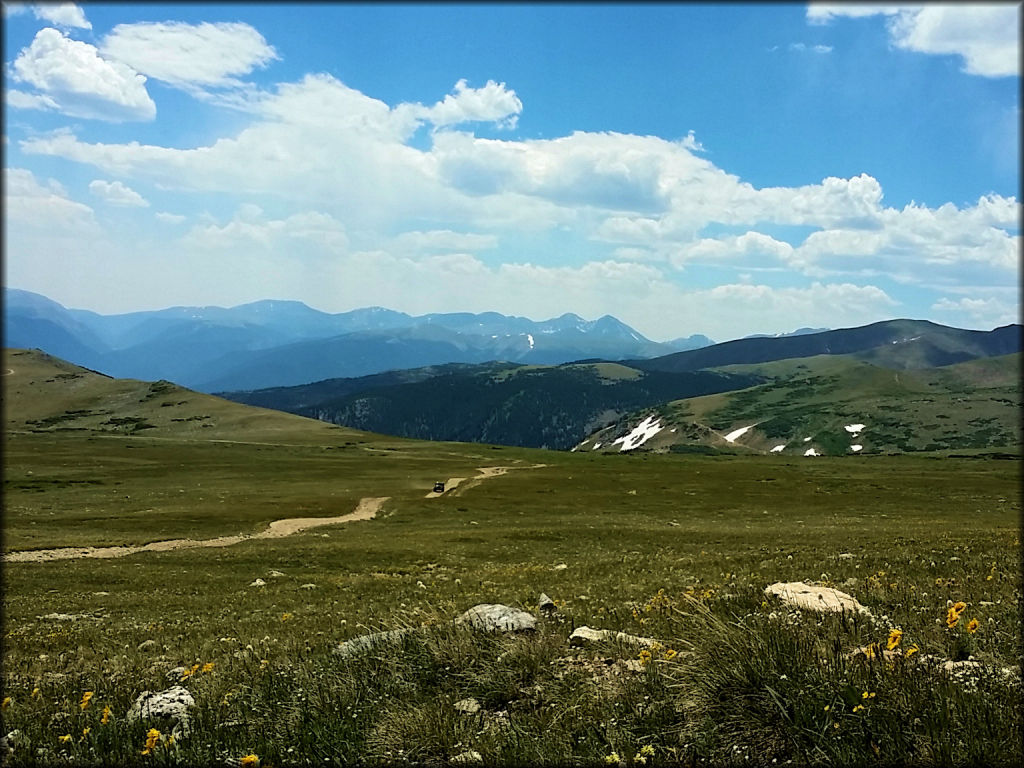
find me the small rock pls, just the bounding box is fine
[569,626,658,648]
[456,604,536,633]
[166,667,187,682]
[451,750,483,764]
[137,640,157,652]
[268,570,286,578]
[838,553,854,560]
[249,579,266,588]
[300,583,316,590]
[764,582,870,615]
[333,629,412,658]
[537,593,556,614]
[454,698,481,715]
[37,613,93,622]
[127,686,195,740]
[552,563,568,571]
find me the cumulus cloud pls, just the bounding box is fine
[407,78,523,129]
[932,295,1019,329]
[16,71,1018,300]
[9,27,156,121]
[4,167,98,231]
[89,179,149,207]
[100,21,279,90]
[3,2,91,29]
[182,206,349,253]
[391,229,499,253]
[808,4,1020,77]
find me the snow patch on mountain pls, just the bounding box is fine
[612,415,663,452]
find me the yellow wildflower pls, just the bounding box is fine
[823,705,830,712]
[241,755,260,766]
[946,607,960,628]
[639,745,655,757]
[260,659,269,668]
[852,704,865,713]
[862,691,876,699]
[80,691,94,710]
[638,649,652,666]
[663,648,678,661]
[905,644,919,658]
[82,727,90,737]
[1,697,10,710]
[887,628,903,650]
[604,753,621,765]
[966,618,980,634]
[101,705,112,724]
[281,613,293,622]
[142,727,161,755]
[58,734,72,743]
[953,601,967,614]
[202,662,215,673]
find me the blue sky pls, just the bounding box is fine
[3,2,1020,341]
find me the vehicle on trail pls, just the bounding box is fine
[433,481,445,493]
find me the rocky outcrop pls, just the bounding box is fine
[456,604,537,633]
[127,686,195,739]
[765,582,870,615]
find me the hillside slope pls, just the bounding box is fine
[222,361,763,450]
[630,319,1021,373]
[576,353,1021,456]
[2,348,368,445]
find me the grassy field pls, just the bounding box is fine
[2,350,1021,766]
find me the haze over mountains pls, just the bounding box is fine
[3,288,712,391]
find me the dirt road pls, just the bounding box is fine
[3,496,389,563]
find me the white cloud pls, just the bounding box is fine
[3,2,91,28]
[89,179,149,207]
[155,211,186,224]
[931,295,1019,329]
[807,4,1020,78]
[4,167,98,231]
[100,21,279,91]
[9,27,156,121]
[789,42,833,53]
[391,229,499,253]
[182,206,349,253]
[405,78,522,129]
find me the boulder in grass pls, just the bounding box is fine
[127,686,194,739]
[456,604,536,633]
[538,593,557,615]
[568,626,658,648]
[764,582,870,615]
[333,629,412,658]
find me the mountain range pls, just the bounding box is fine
[2,288,713,391]
[220,319,1021,452]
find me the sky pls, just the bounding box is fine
[3,2,1020,342]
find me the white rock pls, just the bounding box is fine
[333,629,412,658]
[552,563,568,571]
[451,750,484,764]
[764,582,870,615]
[249,579,266,587]
[300,583,317,590]
[454,698,481,715]
[127,686,195,739]
[267,570,286,578]
[537,593,556,614]
[568,626,658,648]
[456,604,536,633]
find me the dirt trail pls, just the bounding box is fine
[424,464,544,498]
[2,497,389,564]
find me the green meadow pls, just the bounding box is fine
[2,349,1021,766]
[3,423,1021,766]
